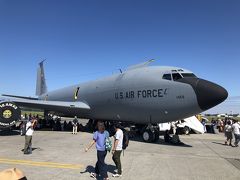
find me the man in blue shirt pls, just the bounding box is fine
[85,121,109,180]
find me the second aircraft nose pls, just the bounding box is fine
[195,79,228,111]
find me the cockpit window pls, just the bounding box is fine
[162,74,172,80]
[163,72,197,81]
[172,73,182,81]
[181,73,197,78]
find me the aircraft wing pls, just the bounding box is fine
[1,96,90,116]
[11,98,90,109]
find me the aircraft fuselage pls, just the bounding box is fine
[39,66,227,124]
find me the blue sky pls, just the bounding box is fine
[0,0,239,97]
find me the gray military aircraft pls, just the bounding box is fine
[0,60,228,142]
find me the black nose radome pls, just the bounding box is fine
[177,78,228,111]
[195,79,228,111]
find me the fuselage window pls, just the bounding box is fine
[181,73,197,78]
[172,73,182,81]
[162,74,172,81]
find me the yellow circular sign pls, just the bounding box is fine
[3,110,12,119]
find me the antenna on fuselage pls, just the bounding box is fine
[146,59,155,63]
[126,59,155,71]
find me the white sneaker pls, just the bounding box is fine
[114,169,123,173]
[112,174,122,178]
[90,172,97,179]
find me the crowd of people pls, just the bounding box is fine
[19,114,86,133]
[201,117,240,147]
[209,118,226,133]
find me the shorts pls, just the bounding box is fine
[225,132,233,140]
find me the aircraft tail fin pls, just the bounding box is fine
[36,60,48,96]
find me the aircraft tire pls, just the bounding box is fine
[0,102,21,128]
[183,126,190,135]
[142,129,155,143]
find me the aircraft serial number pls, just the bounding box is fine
[115,89,168,100]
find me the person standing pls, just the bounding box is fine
[112,123,123,177]
[232,120,240,147]
[201,118,207,133]
[171,122,177,135]
[85,121,109,180]
[24,118,37,155]
[224,121,233,146]
[72,116,78,134]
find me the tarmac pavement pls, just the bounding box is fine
[0,130,239,180]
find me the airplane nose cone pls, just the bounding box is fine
[177,78,228,111]
[195,79,228,111]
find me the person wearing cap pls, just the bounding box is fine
[0,168,27,180]
[23,118,37,155]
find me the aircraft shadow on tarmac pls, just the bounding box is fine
[131,136,193,148]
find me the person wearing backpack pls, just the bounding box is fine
[112,123,123,178]
[85,121,109,180]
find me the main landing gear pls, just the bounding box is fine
[141,124,160,143]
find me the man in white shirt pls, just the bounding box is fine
[232,120,240,147]
[72,116,78,135]
[112,123,123,177]
[24,119,37,154]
